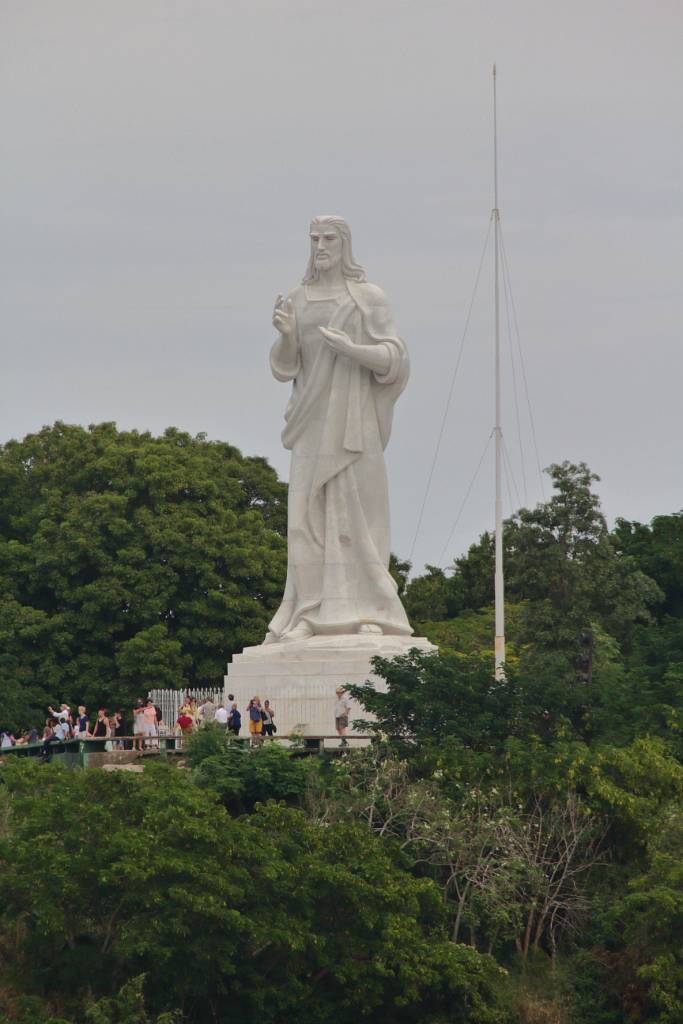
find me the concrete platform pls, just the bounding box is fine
[224,633,435,735]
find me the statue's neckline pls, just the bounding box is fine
[304,285,348,303]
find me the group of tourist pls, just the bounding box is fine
[1,686,355,757]
[2,699,171,760]
[1,703,132,758]
[175,695,277,748]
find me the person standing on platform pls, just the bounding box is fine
[176,709,194,739]
[262,700,276,738]
[199,696,216,726]
[113,710,126,750]
[132,699,146,751]
[228,702,241,737]
[142,699,158,748]
[76,706,90,737]
[247,698,263,746]
[334,687,352,747]
[92,709,108,738]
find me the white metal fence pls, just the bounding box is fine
[147,687,224,730]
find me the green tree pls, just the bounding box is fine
[503,463,660,653]
[403,565,451,622]
[614,513,683,617]
[0,761,508,1024]
[605,811,683,1023]
[389,553,411,599]
[186,723,311,813]
[0,423,287,727]
[407,464,660,696]
[345,649,525,756]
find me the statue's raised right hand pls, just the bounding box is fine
[272,294,295,337]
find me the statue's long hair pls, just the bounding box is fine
[302,216,367,284]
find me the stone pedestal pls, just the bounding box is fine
[224,634,435,736]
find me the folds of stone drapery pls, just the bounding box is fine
[266,286,412,640]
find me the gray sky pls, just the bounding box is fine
[1,0,681,574]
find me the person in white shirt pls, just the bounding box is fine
[198,698,216,725]
[214,704,228,726]
[334,687,352,747]
[54,718,70,742]
[48,703,71,724]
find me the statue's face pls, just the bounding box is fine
[309,225,343,272]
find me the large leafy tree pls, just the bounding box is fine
[0,761,507,1024]
[613,513,683,617]
[608,515,683,756]
[406,463,661,694]
[0,423,287,725]
[504,463,660,648]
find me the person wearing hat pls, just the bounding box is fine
[334,687,352,746]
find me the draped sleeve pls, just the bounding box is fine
[346,281,410,447]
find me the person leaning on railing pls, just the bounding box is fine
[40,718,59,761]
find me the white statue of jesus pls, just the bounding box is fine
[265,216,413,644]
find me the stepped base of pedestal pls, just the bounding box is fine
[224,634,436,736]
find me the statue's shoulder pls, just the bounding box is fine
[350,281,389,307]
[287,284,305,302]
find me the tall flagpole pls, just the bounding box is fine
[493,64,506,680]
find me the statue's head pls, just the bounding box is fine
[302,216,367,284]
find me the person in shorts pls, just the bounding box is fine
[247,697,263,746]
[261,700,276,738]
[334,687,352,747]
[141,699,158,748]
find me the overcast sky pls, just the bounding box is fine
[1,0,681,574]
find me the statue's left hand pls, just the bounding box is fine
[319,326,355,357]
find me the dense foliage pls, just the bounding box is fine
[0,423,287,729]
[1,429,682,1022]
[0,759,507,1024]
[349,463,683,1022]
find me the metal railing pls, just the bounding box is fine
[0,732,369,767]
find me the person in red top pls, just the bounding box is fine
[176,711,194,737]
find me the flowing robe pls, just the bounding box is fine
[266,280,413,641]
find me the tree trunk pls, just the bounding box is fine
[522,905,535,961]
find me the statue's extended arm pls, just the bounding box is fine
[319,327,391,376]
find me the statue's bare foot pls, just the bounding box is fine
[359,623,383,635]
[283,621,314,642]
